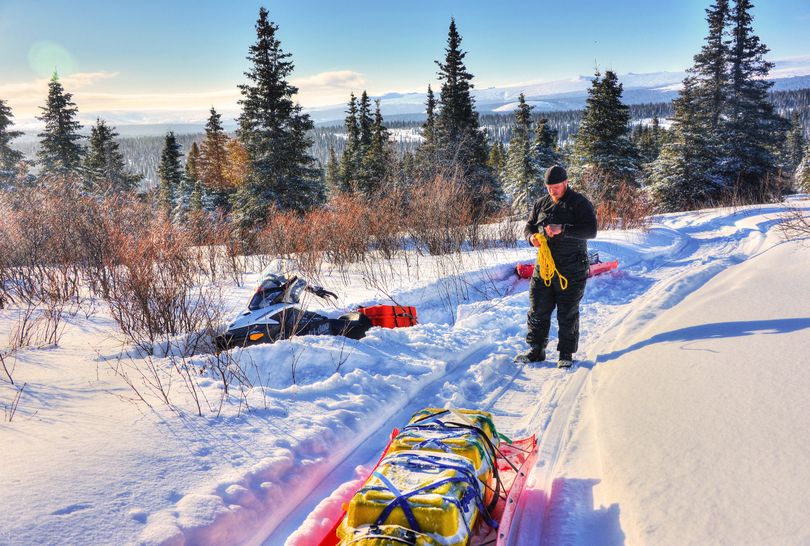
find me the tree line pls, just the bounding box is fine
[1,1,809,241]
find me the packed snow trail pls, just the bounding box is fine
[241,204,795,546]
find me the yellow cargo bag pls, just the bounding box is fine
[338,524,440,545]
[338,450,494,546]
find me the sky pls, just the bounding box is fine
[1,0,809,127]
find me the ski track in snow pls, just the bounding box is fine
[247,204,790,546]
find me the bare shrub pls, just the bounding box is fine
[586,181,653,230]
[408,175,474,255]
[101,216,222,355]
[778,205,810,242]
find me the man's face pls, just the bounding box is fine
[546,180,568,201]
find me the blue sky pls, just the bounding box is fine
[1,0,808,125]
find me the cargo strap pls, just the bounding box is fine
[371,452,499,533]
[405,410,505,519]
[536,234,568,290]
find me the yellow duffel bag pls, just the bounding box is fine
[338,450,495,546]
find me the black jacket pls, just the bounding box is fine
[524,188,597,281]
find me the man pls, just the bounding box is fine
[516,165,597,368]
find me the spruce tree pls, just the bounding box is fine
[649,81,724,211]
[533,117,562,175]
[324,146,341,194]
[0,99,24,173]
[416,85,438,176]
[358,91,373,151]
[487,140,503,177]
[783,111,806,175]
[37,73,84,177]
[721,0,788,200]
[434,18,498,209]
[691,0,731,133]
[200,107,232,210]
[84,118,140,194]
[797,141,810,192]
[338,92,360,192]
[570,70,640,200]
[358,99,391,196]
[158,132,184,217]
[184,142,208,215]
[234,7,323,229]
[504,94,537,213]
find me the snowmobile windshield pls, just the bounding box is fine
[247,275,307,310]
[248,277,286,310]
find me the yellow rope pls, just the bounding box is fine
[534,234,568,290]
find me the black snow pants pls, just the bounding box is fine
[526,274,587,355]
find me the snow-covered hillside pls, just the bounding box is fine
[1,200,809,546]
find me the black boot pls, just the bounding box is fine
[557,353,574,368]
[515,346,546,364]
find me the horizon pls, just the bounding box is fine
[1,0,809,129]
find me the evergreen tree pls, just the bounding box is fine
[37,73,84,177]
[158,131,184,217]
[533,117,562,174]
[84,118,140,194]
[358,99,391,196]
[783,111,806,175]
[434,18,498,208]
[504,94,537,213]
[690,0,731,133]
[416,85,438,176]
[200,107,232,210]
[358,91,374,151]
[0,99,24,173]
[324,145,341,194]
[649,81,724,211]
[720,0,788,200]
[186,141,202,185]
[797,140,810,192]
[570,70,640,200]
[338,92,360,192]
[487,140,504,178]
[233,7,324,230]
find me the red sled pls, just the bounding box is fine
[514,259,619,279]
[357,305,417,328]
[316,430,538,546]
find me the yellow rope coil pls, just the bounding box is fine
[534,234,568,290]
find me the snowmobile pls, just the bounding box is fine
[315,408,538,545]
[214,273,372,352]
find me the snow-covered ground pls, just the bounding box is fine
[1,200,809,546]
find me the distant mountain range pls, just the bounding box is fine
[307,55,810,125]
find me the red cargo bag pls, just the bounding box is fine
[357,305,417,328]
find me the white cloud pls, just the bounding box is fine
[291,70,367,106]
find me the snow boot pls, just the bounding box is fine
[557,353,574,368]
[515,347,546,364]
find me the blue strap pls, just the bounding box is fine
[369,452,499,530]
[372,471,421,532]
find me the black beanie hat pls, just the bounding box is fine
[544,165,568,185]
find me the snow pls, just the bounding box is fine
[2,200,810,546]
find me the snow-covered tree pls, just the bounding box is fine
[797,141,810,193]
[533,117,562,175]
[37,73,84,177]
[358,99,392,196]
[504,94,537,213]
